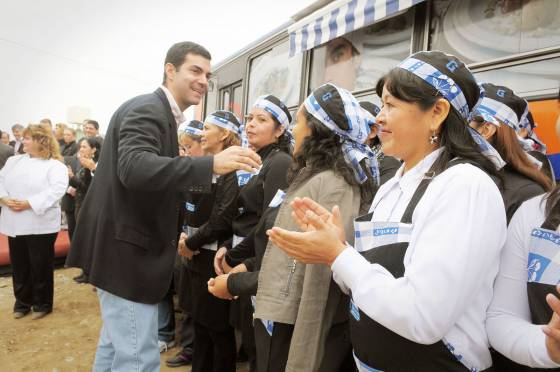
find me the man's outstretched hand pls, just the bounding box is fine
[213,146,261,175]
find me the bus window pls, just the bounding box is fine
[474,57,559,98]
[309,8,414,93]
[247,41,303,109]
[430,0,560,64]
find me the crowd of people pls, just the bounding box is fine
[1,40,560,372]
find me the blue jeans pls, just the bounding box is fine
[93,288,160,372]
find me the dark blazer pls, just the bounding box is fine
[9,140,25,154]
[61,141,78,157]
[67,88,214,304]
[61,155,80,213]
[0,142,13,169]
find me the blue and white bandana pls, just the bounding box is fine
[183,120,204,137]
[253,96,291,129]
[205,112,241,138]
[471,83,529,131]
[398,57,506,170]
[253,95,294,147]
[304,84,380,185]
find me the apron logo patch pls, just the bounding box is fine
[350,299,360,321]
[527,228,560,285]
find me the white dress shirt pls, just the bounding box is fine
[486,194,560,368]
[332,149,507,371]
[14,139,22,154]
[160,85,186,126]
[0,154,68,236]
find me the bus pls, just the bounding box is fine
[196,0,560,177]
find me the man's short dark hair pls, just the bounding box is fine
[84,119,99,130]
[12,124,23,131]
[162,41,211,84]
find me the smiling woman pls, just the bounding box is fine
[268,51,509,371]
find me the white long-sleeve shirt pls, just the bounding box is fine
[331,149,507,371]
[0,154,68,236]
[486,194,560,368]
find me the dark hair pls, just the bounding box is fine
[84,119,99,130]
[360,101,381,147]
[268,115,293,155]
[12,124,23,131]
[375,68,501,182]
[471,118,552,191]
[78,136,102,162]
[287,110,375,213]
[162,41,211,84]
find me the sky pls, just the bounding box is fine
[0,0,317,136]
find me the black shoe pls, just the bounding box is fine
[165,351,192,367]
[73,273,88,284]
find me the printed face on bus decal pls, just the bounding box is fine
[244,107,284,151]
[323,37,361,92]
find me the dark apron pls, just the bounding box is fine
[350,161,489,372]
[493,213,560,372]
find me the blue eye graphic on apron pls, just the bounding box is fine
[186,202,195,212]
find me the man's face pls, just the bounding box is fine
[166,53,211,110]
[12,129,21,140]
[83,123,98,138]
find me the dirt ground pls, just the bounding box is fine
[0,268,249,372]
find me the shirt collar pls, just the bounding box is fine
[160,85,186,126]
[393,148,444,196]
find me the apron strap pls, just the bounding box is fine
[541,200,560,231]
[400,158,478,224]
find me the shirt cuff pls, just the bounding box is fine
[533,327,560,368]
[27,194,47,215]
[331,245,373,292]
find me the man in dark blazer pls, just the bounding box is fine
[9,124,25,154]
[66,41,260,371]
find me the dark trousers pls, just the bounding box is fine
[254,320,292,372]
[254,320,356,372]
[192,321,236,372]
[8,233,57,313]
[66,210,76,240]
[179,310,195,357]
